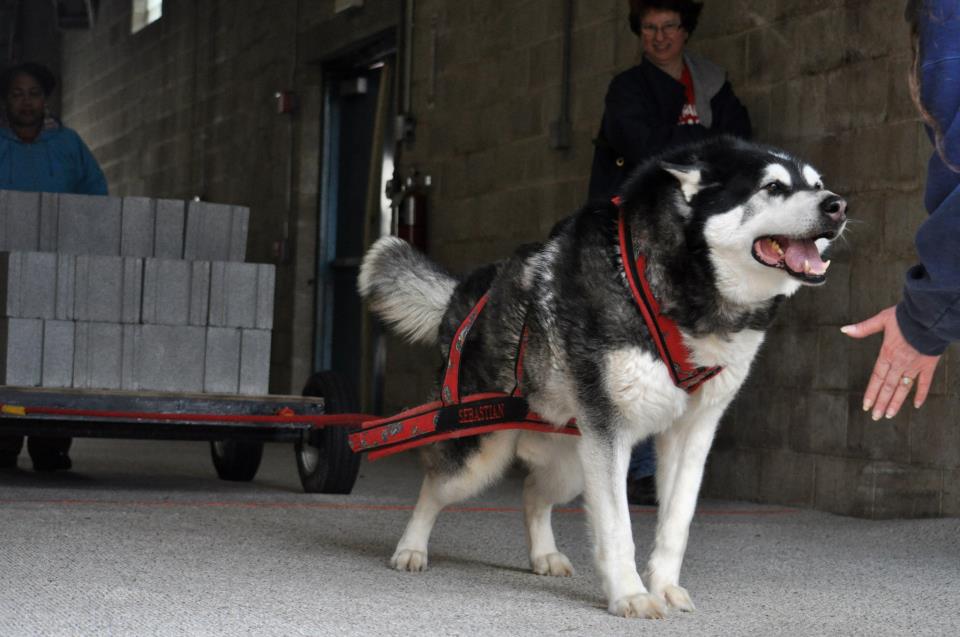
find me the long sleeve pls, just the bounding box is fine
[896,1,960,355]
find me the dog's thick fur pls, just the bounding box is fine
[358,136,847,618]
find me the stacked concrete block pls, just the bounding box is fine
[0,318,43,386]
[183,201,249,262]
[122,325,208,393]
[0,190,272,395]
[141,258,211,326]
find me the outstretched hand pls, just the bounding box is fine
[841,306,942,421]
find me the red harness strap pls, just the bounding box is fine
[348,200,720,458]
[348,294,578,460]
[613,197,722,393]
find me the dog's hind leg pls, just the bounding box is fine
[391,430,518,572]
[517,433,582,577]
[643,403,726,612]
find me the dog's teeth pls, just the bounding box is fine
[803,259,811,273]
[770,239,784,256]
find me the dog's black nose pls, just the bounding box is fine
[820,195,847,223]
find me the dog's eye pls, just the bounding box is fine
[763,181,787,195]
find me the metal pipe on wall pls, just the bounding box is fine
[549,0,573,150]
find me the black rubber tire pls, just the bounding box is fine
[210,440,264,482]
[296,370,362,494]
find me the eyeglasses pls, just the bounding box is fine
[640,21,682,37]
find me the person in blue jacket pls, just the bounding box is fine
[588,0,751,505]
[0,62,107,472]
[843,0,960,420]
[0,62,106,194]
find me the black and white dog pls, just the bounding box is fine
[358,136,846,618]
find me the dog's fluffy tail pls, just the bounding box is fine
[357,236,457,346]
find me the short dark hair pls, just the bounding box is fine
[0,62,57,98]
[629,0,704,37]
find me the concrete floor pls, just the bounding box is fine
[0,437,958,637]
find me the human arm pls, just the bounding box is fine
[842,5,960,420]
[72,132,108,195]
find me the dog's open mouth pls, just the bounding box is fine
[752,235,831,284]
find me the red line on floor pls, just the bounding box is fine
[0,498,800,516]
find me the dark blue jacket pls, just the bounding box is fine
[896,0,960,354]
[588,53,751,199]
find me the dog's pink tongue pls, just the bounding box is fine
[784,239,825,274]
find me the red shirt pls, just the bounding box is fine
[677,65,700,125]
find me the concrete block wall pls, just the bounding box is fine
[54,1,954,516]
[0,190,274,396]
[390,0,958,518]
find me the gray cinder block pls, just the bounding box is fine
[0,190,40,252]
[0,317,43,386]
[142,258,191,325]
[122,258,143,324]
[208,262,258,328]
[189,261,211,326]
[121,197,156,257]
[154,199,185,259]
[126,324,206,392]
[142,258,211,326]
[73,321,123,389]
[39,192,59,252]
[41,320,75,388]
[255,264,275,330]
[204,327,241,393]
[121,324,137,391]
[239,329,271,395]
[0,252,57,319]
[74,255,142,324]
[184,201,231,262]
[229,206,249,261]
[74,255,121,323]
[57,193,122,256]
[55,254,76,320]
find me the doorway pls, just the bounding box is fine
[317,40,396,414]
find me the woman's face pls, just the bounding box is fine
[639,9,688,68]
[4,73,46,128]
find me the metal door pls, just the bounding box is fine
[317,52,394,413]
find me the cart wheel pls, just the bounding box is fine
[296,371,362,494]
[210,440,263,482]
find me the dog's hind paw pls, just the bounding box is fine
[531,552,574,577]
[609,593,668,619]
[391,549,428,572]
[661,584,696,612]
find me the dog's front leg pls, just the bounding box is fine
[644,403,725,611]
[577,430,667,619]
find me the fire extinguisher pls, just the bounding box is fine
[397,171,430,253]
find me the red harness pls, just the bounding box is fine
[347,201,722,459]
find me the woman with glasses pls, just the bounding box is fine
[588,0,751,199]
[588,0,751,505]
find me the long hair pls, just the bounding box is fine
[906,0,959,172]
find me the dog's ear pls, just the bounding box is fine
[660,162,704,203]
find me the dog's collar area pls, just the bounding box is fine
[613,196,722,393]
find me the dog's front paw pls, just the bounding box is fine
[660,584,696,612]
[609,593,667,619]
[531,552,574,577]
[391,549,428,572]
